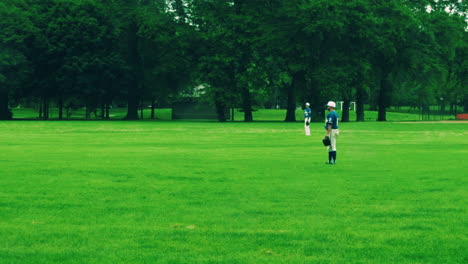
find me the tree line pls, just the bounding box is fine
[1,0,466,121]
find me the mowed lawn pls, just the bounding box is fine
[0,121,466,264]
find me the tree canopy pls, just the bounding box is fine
[1,0,466,121]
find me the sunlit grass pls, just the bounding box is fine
[0,121,466,263]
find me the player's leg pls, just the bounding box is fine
[330,129,338,163]
[304,117,311,135]
[326,144,333,164]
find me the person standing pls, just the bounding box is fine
[324,101,339,164]
[304,102,312,136]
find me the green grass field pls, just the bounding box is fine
[0,120,467,263]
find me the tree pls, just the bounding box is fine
[399,0,467,118]
[21,0,121,120]
[140,1,194,120]
[0,0,33,119]
[261,0,311,122]
[366,0,421,121]
[191,0,273,122]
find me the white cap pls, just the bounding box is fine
[326,101,336,108]
[305,102,310,106]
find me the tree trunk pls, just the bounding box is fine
[85,105,91,120]
[42,99,46,120]
[126,87,140,119]
[341,99,351,122]
[369,88,378,111]
[242,87,253,122]
[125,21,140,120]
[43,97,49,120]
[66,106,71,119]
[0,90,12,120]
[105,103,110,120]
[306,78,324,122]
[377,74,390,121]
[377,100,386,121]
[126,91,140,119]
[453,103,459,116]
[285,71,305,122]
[140,102,144,120]
[464,95,468,112]
[39,102,43,119]
[58,94,63,120]
[101,104,105,119]
[215,99,227,122]
[234,0,252,122]
[67,76,76,120]
[151,99,155,119]
[284,83,296,122]
[356,84,365,122]
[422,104,430,120]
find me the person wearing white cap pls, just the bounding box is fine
[324,101,339,164]
[304,102,311,135]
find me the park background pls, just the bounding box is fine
[0,1,467,264]
[1,0,467,122]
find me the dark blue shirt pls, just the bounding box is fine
[324,111,339,129]
[304,107,311,118]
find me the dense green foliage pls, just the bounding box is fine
[0,121,466,263]
[0,0,466,121]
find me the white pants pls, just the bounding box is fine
[328,129,339,152]
[304,117,311,135]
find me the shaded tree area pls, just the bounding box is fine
[0,0,34,119]
[0,0,466,121]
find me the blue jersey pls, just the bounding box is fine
[324,111,339,129]
[304,107,311,118]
